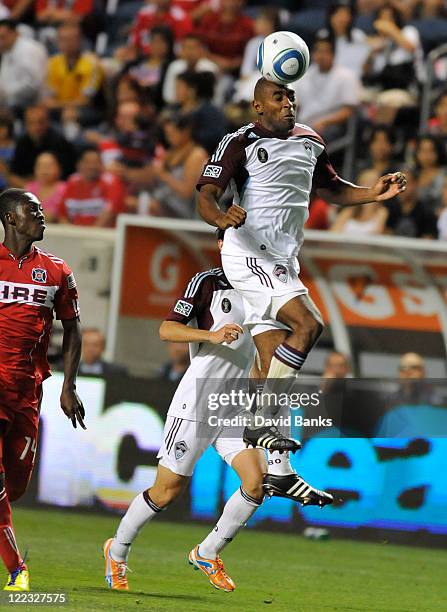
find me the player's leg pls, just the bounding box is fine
[1,402,39,592]
[105,416,208,590]
[250,322,333,507]
[189,444,265,592]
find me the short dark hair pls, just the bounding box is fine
[176,70,215,100]
[313,29,335,53]
[0,19,17,31]
[370,123,397,146]
[0,188,31,225]
[77,145,100,161]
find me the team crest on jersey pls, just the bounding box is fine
[257,148,268,163]
[175,441,188,460]
[32,268,47,283]
[304,140,312,153]
[174,300,193,317]
[273,264,288,283]
[203,164,222,178]
[221,298,232,313]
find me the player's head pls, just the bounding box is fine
[253,77,296,134]
[0,188,45,241]
[215,227,225,251]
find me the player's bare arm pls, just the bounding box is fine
[197,184,246,229]
[160,320,243,345]
[318,172,407,207]
[60,317,86,430]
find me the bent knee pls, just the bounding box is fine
[148,482,184,507]
[241,479,264,502]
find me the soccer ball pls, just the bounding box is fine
[257,31,310,85]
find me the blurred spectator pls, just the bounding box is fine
[173,70,227,153]
[122,0,193,62]
[0,18,48,111]
[124,25,175,110]
[323,351,351,378]
[363,3,423,123]
[398,352,425,378]
[163,33,219,105]
[43,22,103,124]
[414,134,447,213]
[9,105,76,186]
[326,0,370,79]
[436,174,447,240]
[158,340,189,382]
[385,168,438,238]
[36,0,93,25]
[196,0,254,77]
[305,196,332,230]
[293,31,359,139]
[95,100,157,190]
[330,202,388,234]
[59,147,125,226]
[79,328,128,376]
[0,109,14,189]
[233,7,280,103]
[428,89,447,146]
[146,114,208,217]
[357,124,398,186]
[24,152,65,223]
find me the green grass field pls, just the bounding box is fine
[9,507,447,612]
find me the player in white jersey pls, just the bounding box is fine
[196,77,407,465]
[103,231,331,594]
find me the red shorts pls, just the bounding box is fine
[0,369,41,502]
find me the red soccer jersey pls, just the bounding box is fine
[59,172,125,226]
[0,243,80,383]
[130,5,193,55]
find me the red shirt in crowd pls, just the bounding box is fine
[59,172,125,226]
[196,10,254,59]
[130,4,193,55]
[36,0,93,17]
[0,243,80,384]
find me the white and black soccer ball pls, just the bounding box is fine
[257,31,310,85]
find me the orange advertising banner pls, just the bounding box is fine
[118,224,447,332]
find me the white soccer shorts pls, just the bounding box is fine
[157,416,248,477]
[221,254,308,336]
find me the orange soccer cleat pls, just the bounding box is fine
[103,538,129,591]
[188,545,235,592]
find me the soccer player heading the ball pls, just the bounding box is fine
[196,77,406,462]
[0,188,85,591]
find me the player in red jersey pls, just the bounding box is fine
[0,188,85,591]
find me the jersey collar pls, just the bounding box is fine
[254,121,292,140]
[0,242,37,262]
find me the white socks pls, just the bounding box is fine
[198,487,262,559]
[110,491,162,562]
[267,450,294,475]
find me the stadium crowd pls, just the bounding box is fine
[1,0,447,238]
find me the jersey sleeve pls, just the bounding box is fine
[196,136,246,192]
[54,262,81,320]
[165,274,214,324]
[312,148,343,191]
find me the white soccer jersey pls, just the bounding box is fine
[164,267,255,421]
[197,122,341,259]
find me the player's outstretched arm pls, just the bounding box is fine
[318,172,407,207]
[160,321,243,345]
[60,317,86,430]
[197,184,246,229]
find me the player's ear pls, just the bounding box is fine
[253,99,263,116]
[5,211,15,225]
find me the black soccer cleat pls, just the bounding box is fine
[263,473,334,508]
[243,425,301,453]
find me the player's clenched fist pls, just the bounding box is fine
[217,204,246,229]
[209,323,243,345]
